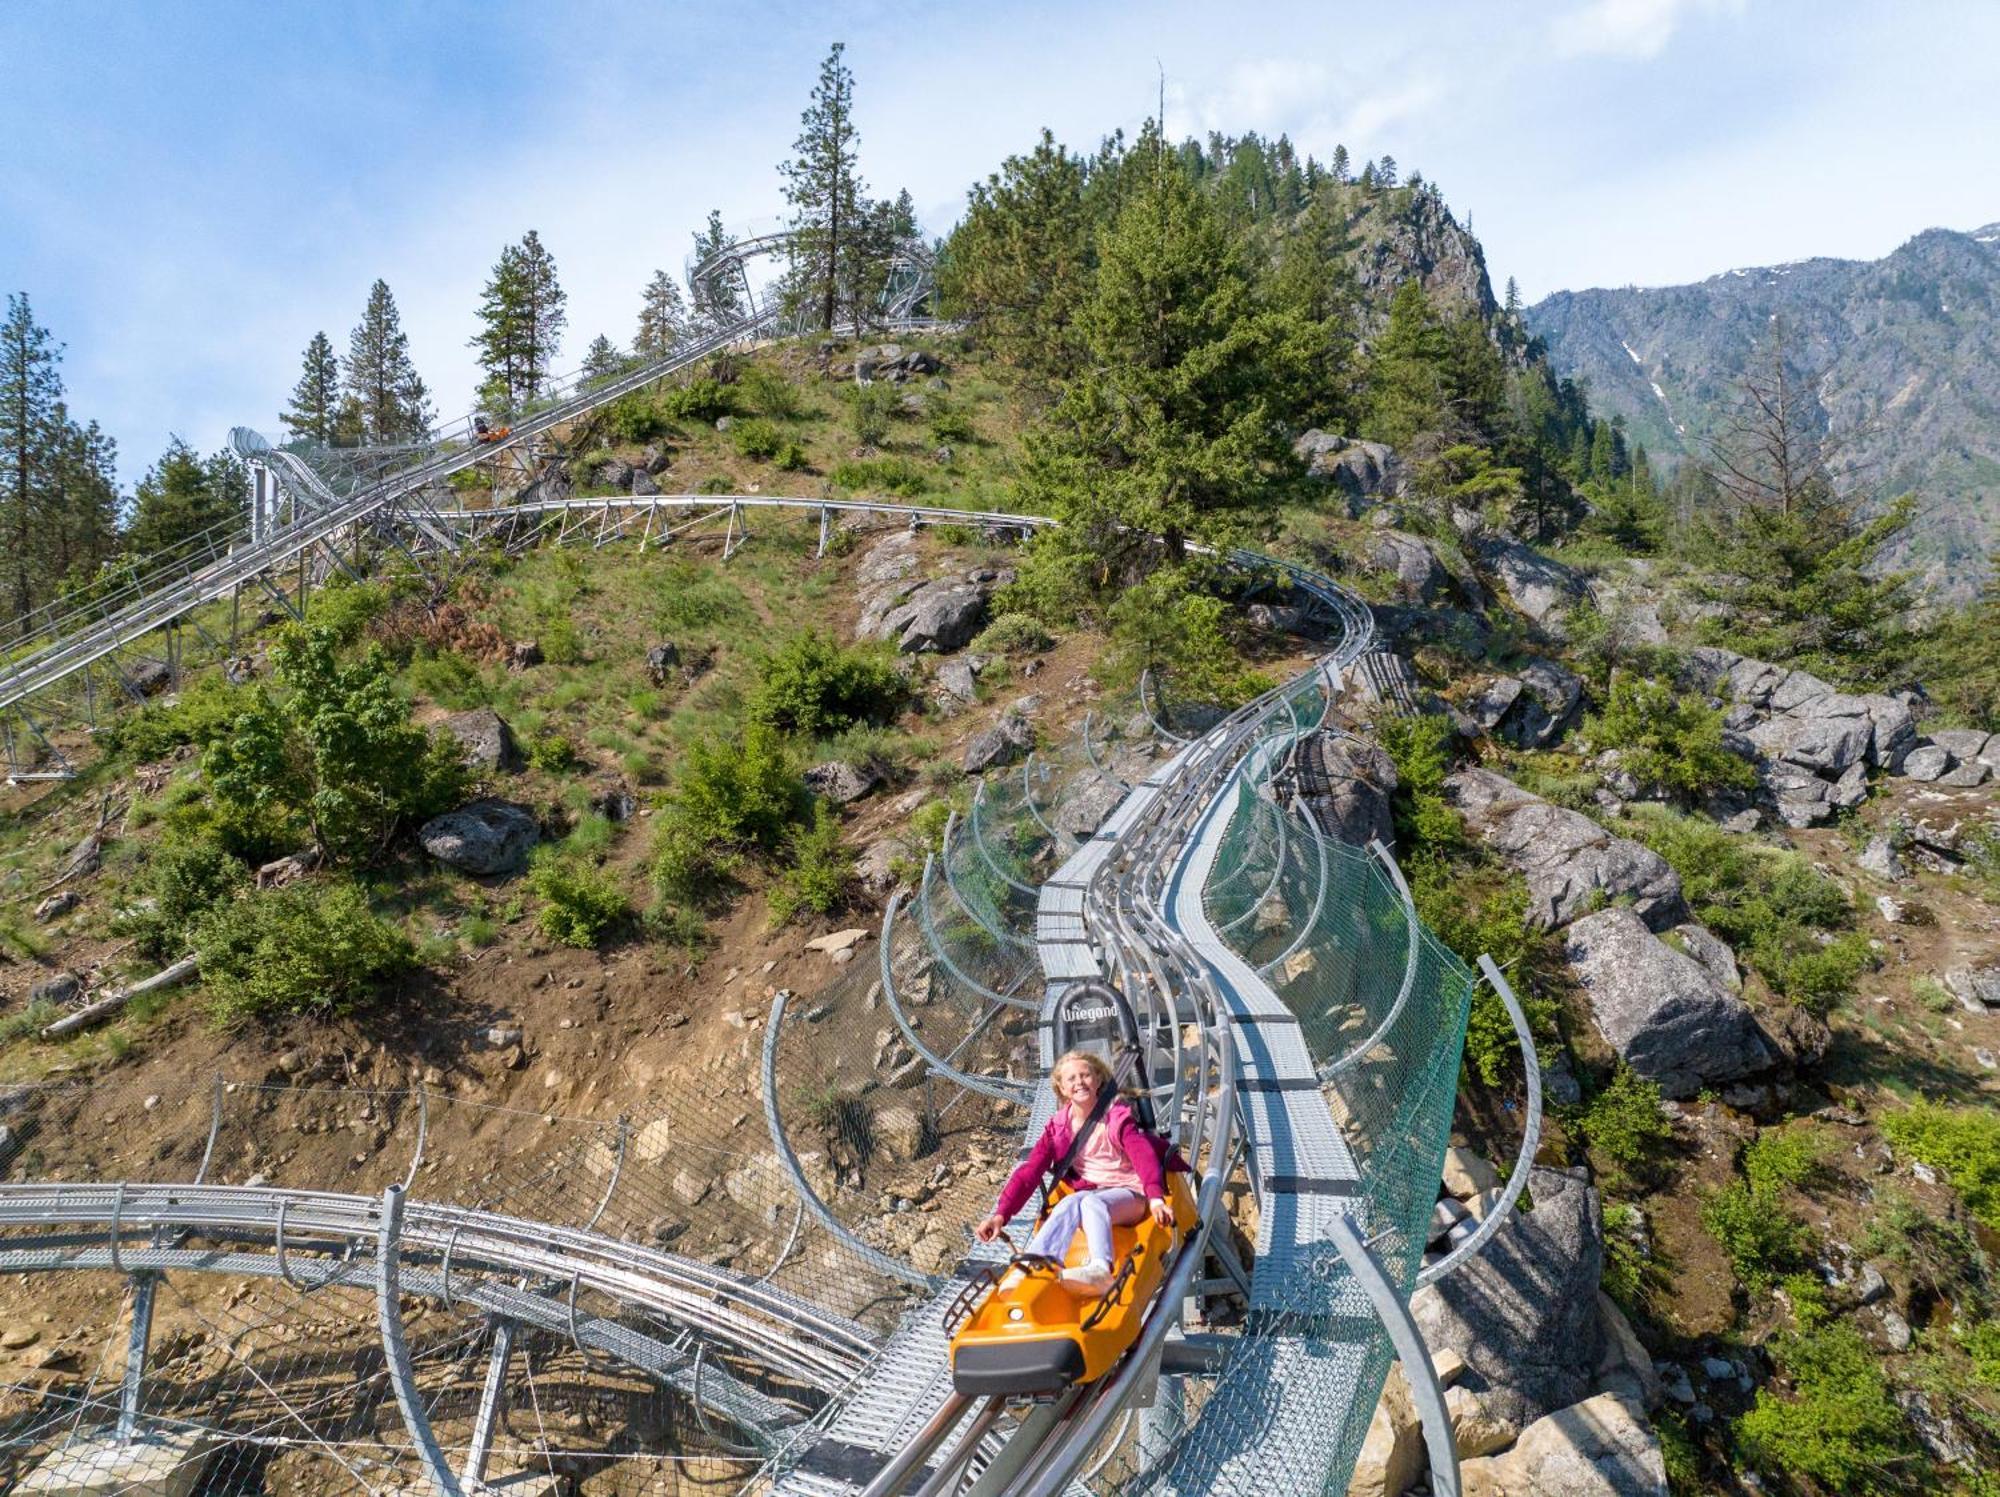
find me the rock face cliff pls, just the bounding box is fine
[1527,222,2000,595]
[1347,183,1499,335]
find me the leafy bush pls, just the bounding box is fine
[776,441,810,472]
[925,395,975,447]
[1377,713,1463,852]
[122,835,246,960]
[1107,568,1271,709]
[1579,1065,1674,1188]
[973,612,1055,656]
[203,624,470,864]
[1744,1123,1830,1197]
[697,474,735,495]
[311,579,390,646]
[830,455,931,497]
[1584,676,1757,801]
[649,723,811,907]
[526,850,628,948]
[749,631,906,737]
[1735,1324,1916,1494]
[648,558,750,633]
[603,393,671,442]
[730,417,783,461]
[1702,1178,1809,1292]
[848,383,895,446]
[404,649,489,708]
[660,378,736,423]
[192,881,414,1022]
[1881,1102,2000,1230]
[769,804,854,926]
[99,674,245,761]
[525,730,576,772]
[739,365,807,421]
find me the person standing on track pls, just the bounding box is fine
[975,1050,1174,1294]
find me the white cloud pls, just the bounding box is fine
[1167,58,1441,160]
[1552,0,1746,60]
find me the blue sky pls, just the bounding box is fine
[3,0,1996,485]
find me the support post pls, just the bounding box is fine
[377,1185,464,1497]
[462,1318,516,1487]
[117,1271,158,1444]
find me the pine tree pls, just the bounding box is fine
[471,231,566,412]
[581,335,624,382]
[0,293,62,624]
[344,281,431,444]
[41,404,120,588]
[1504,277,1522,318]
[936,129,1092,380]
[1377,155,1399,189]
[635,270,689,360]
[1264,185,1361,430]
[1329,143,1350,183]
[689,212,744,333]
[126,439,247,562]
[780,42,863,333]
[281,331,341,444]
[1362,281,1451,448]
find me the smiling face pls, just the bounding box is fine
[1058,1058,1101,1110]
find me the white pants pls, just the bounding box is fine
[1027,1188,1146,1266]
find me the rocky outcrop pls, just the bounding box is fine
[1294,430,1401,504]
[871,573,1001,654]
[1563,908,1775,1097]
[1479,540,1587,635]
[442,708,521,772]
[1055,776,1126,839]
[1457,1393,1668,1497]
[855,345,943,384]
[1410,1167,1604,1429]
[1447,770,1685,931]
[803,761,880,805]
[1287,732,1398,849]
[963,713,1034,774]
[1369,531,1449,603]
[419,800,540,875]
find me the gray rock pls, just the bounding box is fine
[645,642,681,686]
[1448,769,1686,931]
[1458,1393,1669,1497]
[854,836,903,895]
[127,659,174,696]
[1409,1167,1604,1428]
[596,458,635,491]
[1827,761,1869,810]
[1480,539,1587,633]
[803,761,880,805]
[872,577,994,654]
[1855,1263,1889,1306]
[1369,531,1449,602]
[419,800,540,875]
[1055,777,1126,839]
[33,891,77,923]
[963,714,1034,774]
[713,415,733,432]
[1901,743,1951,781]
[1939,758,1991,787]
[1880,1307,1913,1352]
[1928,727,1991,761]
[935,657,978,703]
[1947,966,2000,1010]
[1750,712,1872,776]
[29,972,81,1007]
[589,777,637,823]
[1293,430,1399,508]
[1725,656,1790,708]
[1288,732,1398,849]
[1246,602,1312,634]
[1672,924,1740,992]
[442,708,522,771]
[1500,657,1585,748]
[1768,669,1836,713]
[630,466,660,497]
[1681,646,1742,693]
[1468,676,1524,731]
[1563,908,1775,1097]
[1858,836,1907,883]
[640,443,674,475]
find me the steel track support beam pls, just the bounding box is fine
[116,1270,158,1443]
[462,1316,516,1487]
[376,1185,464,1497]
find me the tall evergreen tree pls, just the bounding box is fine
[0,293,62,624]
[581,334,624,382]
[1329,143,1350,183]
[344,281,431,444]
[780,42,863,333]
[43,404,120,588]
[281,331,341,444]
[472,231,566,412]
[126,439,247,562]
[635,270,689,360]
[1377,155,1399,189]
[1265,185,1362,430]
[937,129,1093,381]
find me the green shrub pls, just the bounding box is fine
[660,378,736,423]
[1881,1102,2000,1230]
[1965,1319,2000,1389]
[192,881,414,1022]
[122,835,246,960]
[1735,1324,1916,1493]
[776,441,810,472]
[1744,1123,1830,1197]
[1702,1179,1809,1292]
[749,631,906,737]
[739,365,807,421]
[1107,568,1271,709]
[1779,1271,1832,1330]
[99,674,246,761]
[1580,1065,1674,1188]
[404,649,489,708]
[848,383,895,446]
[525,730,576,772]
[769,803,854,925]
[830,455,930,497]
[697,474,735,495]
[649,723,811,907]
[603,393,671,442]
[204,624,470,864]
[925,396,975,447]
[526,850,628,948]
[310,579,390,646]
[973,612,1055,656]
[730,417,783,461]
[1653,1410,1702,1496]
[1584,676,1757,801]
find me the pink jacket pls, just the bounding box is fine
[994,1097,1171,1221]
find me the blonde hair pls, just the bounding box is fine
[1049,1049,1114,1100]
